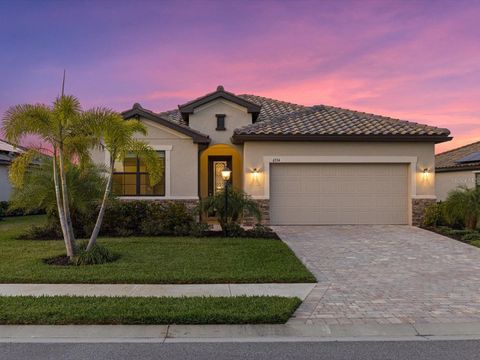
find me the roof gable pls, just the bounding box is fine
[178,86,261,122]
[122,103,210,144]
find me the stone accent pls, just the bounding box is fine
[412,198,436,226]
[243,199,270,226]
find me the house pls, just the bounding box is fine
[92,86,451,226]
[435,141,480,200]
[0,139,22,201]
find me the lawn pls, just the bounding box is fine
[0,295,301,325]
[0,215,315,284]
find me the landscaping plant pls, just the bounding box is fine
[199,187,261,233]
[2,88,160,260]
[443,186,480,230]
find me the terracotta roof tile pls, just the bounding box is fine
[234,105,450,138]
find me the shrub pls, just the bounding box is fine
[0,201,44,218]
[199,187,261,233]
[222,223,246,237]
[443,187,480,229]
[423,202,446,227]
[462,232,480,243]
[140,202,195,236]
[74,242,116,266]
[245,224,277,239]
[21,222,63,240]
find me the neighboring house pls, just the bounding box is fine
[92,86,451,226]
[0,139,22,202]
[435,141,480,200]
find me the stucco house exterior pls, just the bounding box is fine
[92,86,451,226]
[435,141,480,200]
[0,139,22,202]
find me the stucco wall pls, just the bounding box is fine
[436,170,477,201]
[243,141,436,198]
[92,118,199,198]
[0,165,12,201]
[188,99,252,147]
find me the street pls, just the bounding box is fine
[2,340,480,360]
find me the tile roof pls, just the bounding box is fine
[129,88,451,143]
[237,94,306,122]
[233,105,450,139]
[436,141,480,171]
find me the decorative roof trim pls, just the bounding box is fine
[231,134,452,145]
[178,86,261,120]
[122,104,210,144]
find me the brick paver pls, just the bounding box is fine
[274,225,480,325]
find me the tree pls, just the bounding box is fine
[2,95,114,258]
[9,157,105,221]
[444,186,480,230]
[84,115,162,251]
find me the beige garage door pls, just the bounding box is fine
[270,163,409,225]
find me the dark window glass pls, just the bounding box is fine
[476,173,480,189]
[112,151,165,196]
[216,114,226,130]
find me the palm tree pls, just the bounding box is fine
[2,95,113,258]
[9,157,105,219]
[444,186,480,230]
[199,187,261,231]
[84,115,162,251]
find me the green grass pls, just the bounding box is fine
[0,215,315,284]
[0,295,301,324]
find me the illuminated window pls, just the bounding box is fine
[112,152,165,196]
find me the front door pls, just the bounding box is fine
[208,156,233,197]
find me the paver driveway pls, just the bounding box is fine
[273,225,480,325]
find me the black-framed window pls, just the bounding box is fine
[112,151,165,196]
[216,114,226,130]
[476,173,480,189]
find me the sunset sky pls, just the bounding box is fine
[1,0,479,153]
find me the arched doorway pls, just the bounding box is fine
[199,144,243,200]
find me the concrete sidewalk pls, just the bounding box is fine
[0,283,315,299]
[2,322,480,343]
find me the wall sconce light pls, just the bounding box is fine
[422,168,429,180]
[252,168,261,185]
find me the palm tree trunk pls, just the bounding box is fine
[52,148,74,257]
[58,144,76,257]
[86,154,114,251]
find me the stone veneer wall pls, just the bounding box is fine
[412,198,436,226]
[243,199,270,226]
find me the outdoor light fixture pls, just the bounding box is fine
[422,168,429,180]
[222,166,232,236]
[221,167,232,181]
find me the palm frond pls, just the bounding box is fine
[1,104,53,143]
[8,149,41,188]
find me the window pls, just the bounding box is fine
[476,173,480,189]
[112,152,165,196]
[216,114,226,130]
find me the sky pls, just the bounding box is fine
[0,0,479,153]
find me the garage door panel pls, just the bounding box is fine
[270,163,408,225]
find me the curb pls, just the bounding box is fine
[2,322,480,343]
